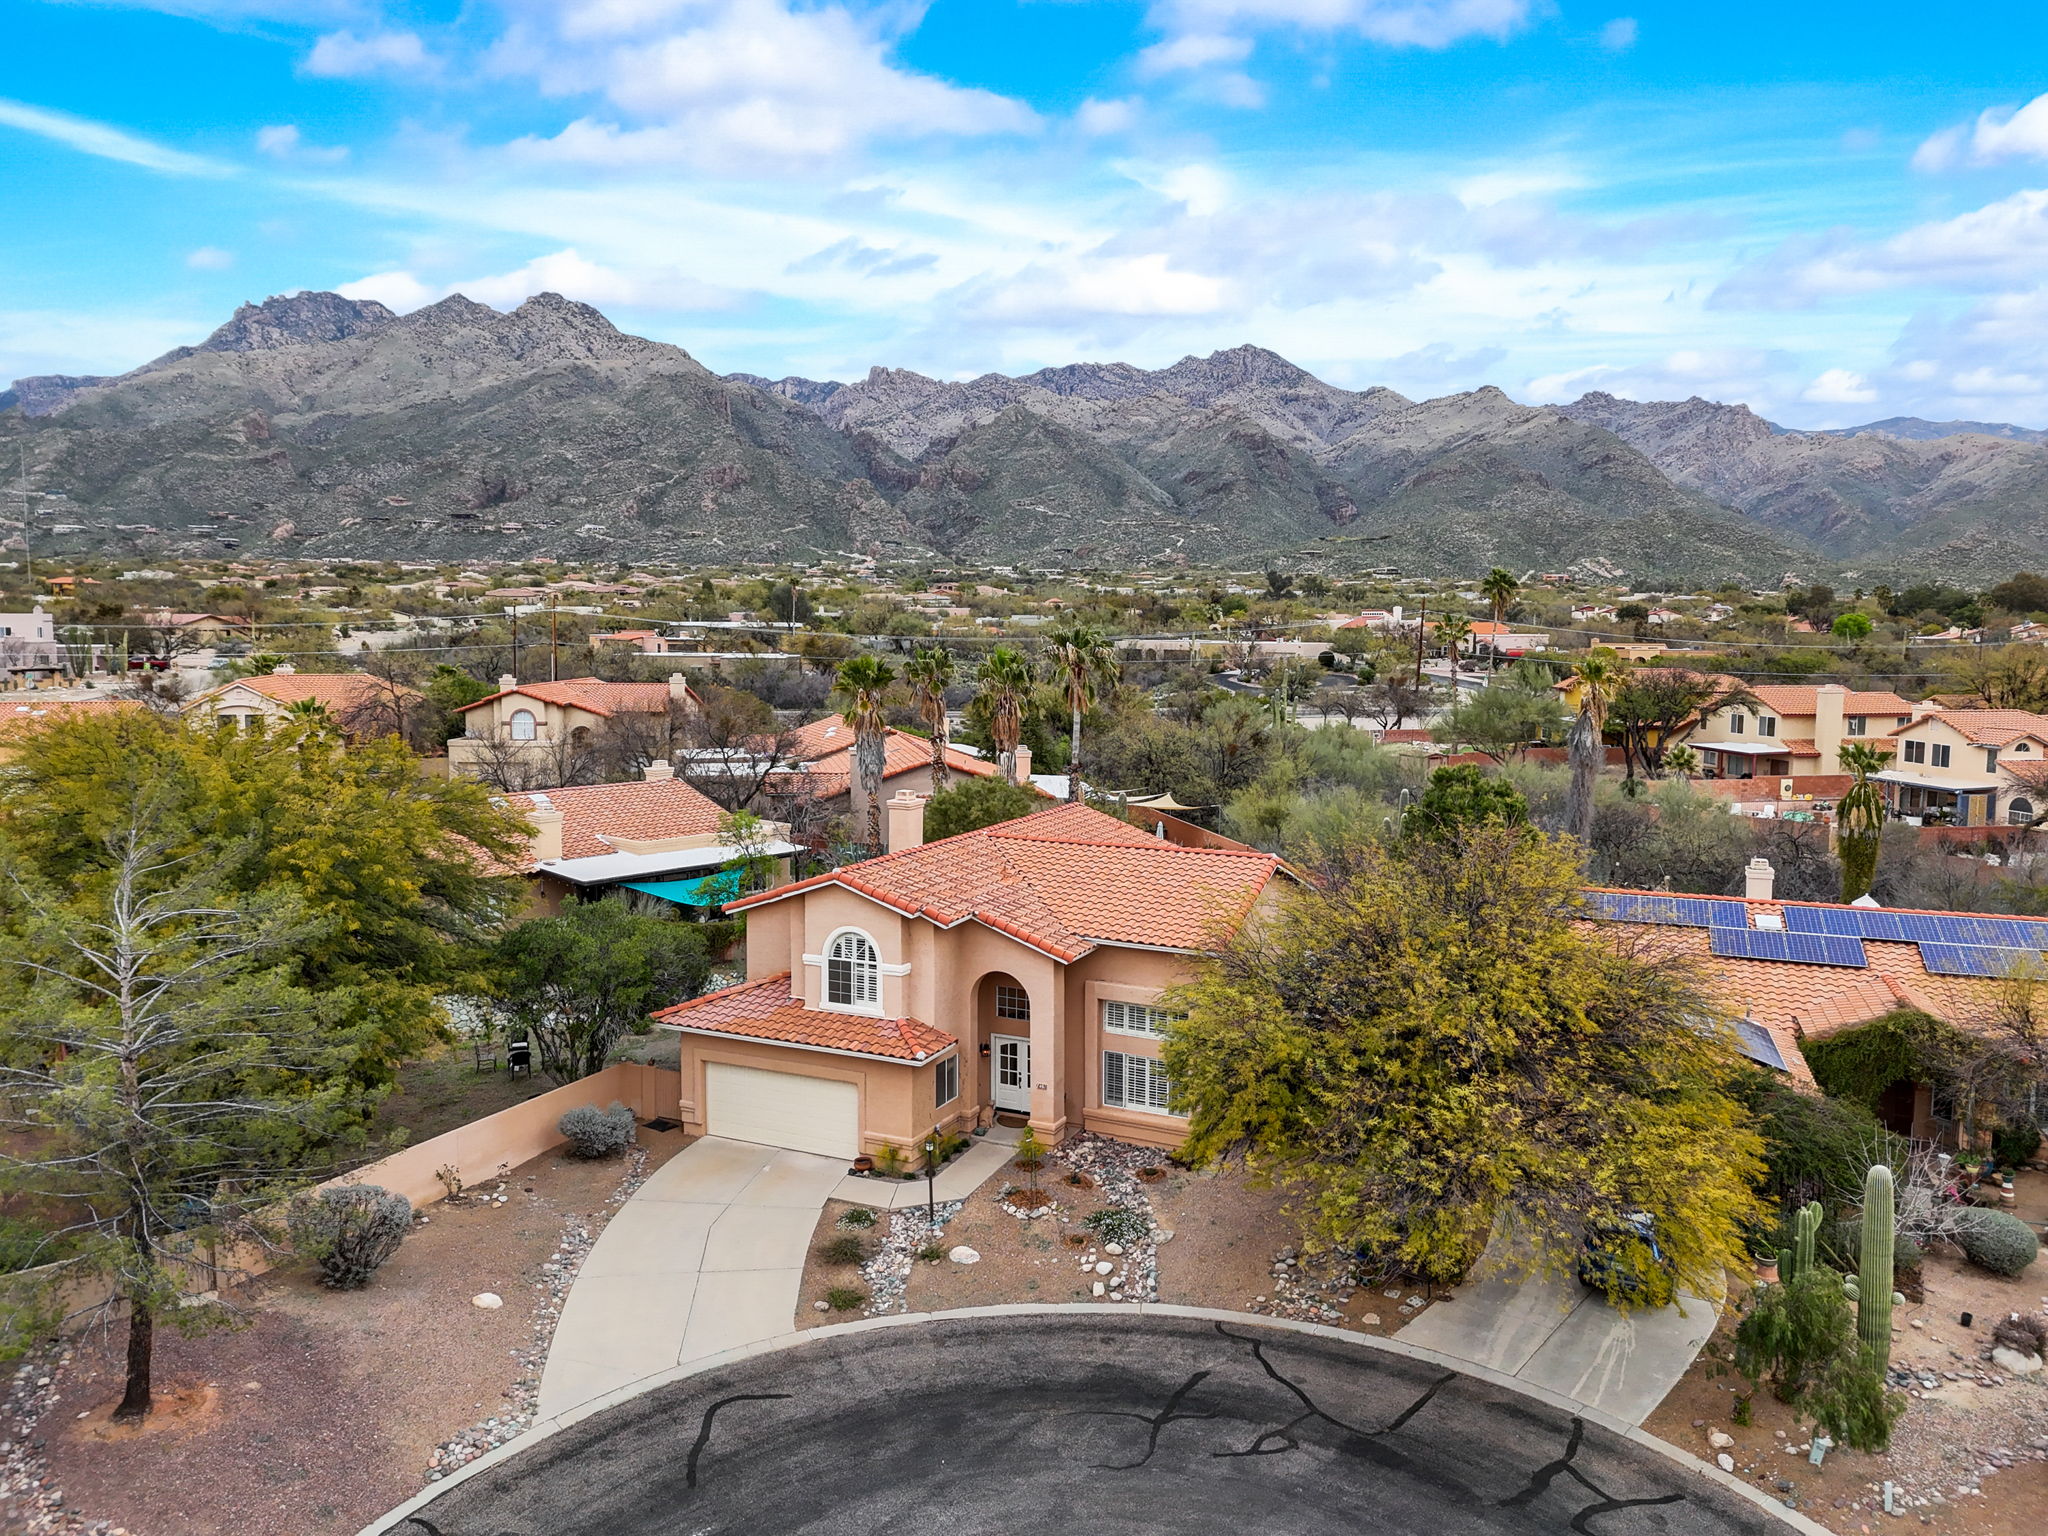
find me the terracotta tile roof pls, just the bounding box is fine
[786,713,856,759]
[731,801,1279,960]
[785,714,1005,792]
[0,695,146,738]
[455,677,694,719]
[1748,685,1915,717]
[502,776,727,860]
[196,672,425,709]
[1891,708,2048,746]
[2000,760,2048,791]
[651,973,955,1062]
[1378,728,1433,744]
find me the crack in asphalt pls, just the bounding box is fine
[1073,1369,1223,1469]
[684,1393,793,1489]
[1210,1321,1455,1459]
[1498,1416,1688,1533]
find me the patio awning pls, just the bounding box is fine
[623,868,749,907]
[1872,770,2000,794]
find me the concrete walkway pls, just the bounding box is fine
[537,1131,1018,1418]
[1400,1257,1718,1426]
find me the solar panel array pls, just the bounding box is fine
[1917,943,2048,978]
[1708,927,1867,967]
[1584,891,1747,927]
[1732,1018,1789,1070]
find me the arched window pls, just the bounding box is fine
[826,930,880,1008]
[509,709,537,741]
[2009,797,2035,826]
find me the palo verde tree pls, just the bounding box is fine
[0,785,375,1420]
[1165,807,1765,1301]
[1837,741,1892,903]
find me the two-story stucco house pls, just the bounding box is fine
[447,674,702,785]
[1687,683,1914,780]
[649,800,1283,1163]
[189,664,429,740]
[1874,708,2048,826]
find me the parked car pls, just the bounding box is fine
[1577,1212,1675,1308]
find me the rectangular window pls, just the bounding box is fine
[1903,740,1926,764]
[1932,743,1952,768]
[1102,1050,1178,1115]
[1729,714,1746,734]
[1759,716,1777,737]
[1847,717,1867,737]
[1986,748,2001,773]
[1103,1000,1173,1038]
[994,985,1031,1020]
[934,1055,959,1107]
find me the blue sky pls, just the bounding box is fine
[9,2,2048,427]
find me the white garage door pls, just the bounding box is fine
[705,1062,860,1160]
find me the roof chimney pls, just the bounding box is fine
[1744,857,1776,902]
[525,793,564,864]
[270,662,295,675]
[643,760,675,782]
[886,789,927,852]
[668,672,697,712]
[499,674,518,692]
[1001,743,1032,784]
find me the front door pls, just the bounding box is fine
[991,1033,1031,1113]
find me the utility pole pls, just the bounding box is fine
[1414,597,1427,690]
[508,605,520,681]
[548,593,560,683]
[16,444,32,586]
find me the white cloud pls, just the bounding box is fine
[304,30,434,79]
[1136,32,1252,77]
[0,97,229,177]
[1913,92,2048,172]
[1145,0,1535,52]
[1598,17,1637,51]
[1802,367,1876,404]
[255,124,349,164]
[338,248,737,315]
[184,246,235,271]
[962,253,1231,323]
[1075,98,1141,136]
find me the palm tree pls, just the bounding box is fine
[902,647,956,791]
[1838,741,1893,902]
[833,654,896,852]
[1480,568,1519,628]
[1663,744,1700,782]
[1041,620,1119,802]
[975,647,1034,780]
[1437,613,1473,674]
[1564,651,1626,841]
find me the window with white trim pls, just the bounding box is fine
[1759,716,1777,737]
[1931,743,1952,768]
[1103,999,1173,1038]
[934,1055,959,1107]
[1729,713,1746,734]
[1847,716,1867,737]
[994,984,1031,1020]
[509,708,537,741]
[1903,739,1926,764]
[1102,1050,1178,1115]
[826,931,880,1008]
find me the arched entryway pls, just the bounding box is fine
[975,971,1034,1120]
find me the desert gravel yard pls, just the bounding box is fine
[0,1128,688,1536]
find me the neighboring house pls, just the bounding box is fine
[0,695,145,760]
[1461,620,1549,658]
[650,800,1284,1161]
[151,612,253,645]
[783,713,1020,829]
[1875,708,2048,827]
[1685,684,1914,780]
[447,674,702,785]
[0,607,65,684]
[499,764,797,915]
[1585,864,2048,1143]
[189,665,428,741]
[589,629,690,655]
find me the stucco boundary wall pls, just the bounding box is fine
[14,1061,680,1329]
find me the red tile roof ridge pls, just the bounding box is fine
[986,825,1280,861]
[650,971,792,1020]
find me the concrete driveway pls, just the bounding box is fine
[387,1310,1817,1536]
[538,1132,1018,1418]
[1400,1259,1717,1426]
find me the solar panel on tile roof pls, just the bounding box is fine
[1732,1018,1789,1071]
[1709,928,1867,967]
[1917,943,2048,978]
[1585,892,1745,927]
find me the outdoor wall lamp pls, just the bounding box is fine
[979,1042,991,1057]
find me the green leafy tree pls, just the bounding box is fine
[1607,669,1755,780]
[1837,742,1892,902]
[1480,567,1519,627]
[833,654,897,852]
[923,775,1041,842]
[1165,820,1765,1300]
[902,647,957,790]
[0,790,374,1419]
[1831,611,1874,640]
[1433,679,1567,763]
[492,898,713,1084]
[1402,764,1529,844]
[1041,621,1119,801]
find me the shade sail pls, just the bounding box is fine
[624,868,748,906]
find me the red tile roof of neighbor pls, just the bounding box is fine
[730,801,1282,961]
[784,715,1006,794]
[0,695,146,736]
[1747,685,1915,717]
[455,677,694,719]
[651,973,955,1062]
[199,672,425,708]
[503,777,727,860]
[1890,708,2048,746]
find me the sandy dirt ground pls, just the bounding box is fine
[21,1129,688,1536]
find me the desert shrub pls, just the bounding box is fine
[915,1242,945,1263]
[1727,1066,1896,1206]
[289,1184,413,1290]
[558,1102,637,1159]
[873,1143,906,1178]
[1992,1117,2043,1167]
[1992,1312,2047,1355]
[818,1235,866,1265]
[823,1285,866,1311]
[1734,1267,1900,1449]
[1953,1208,2041,1276]
[1082,1207,1151,1247]
[836,1206,877,1229]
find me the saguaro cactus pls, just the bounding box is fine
[1789,1200,1822,1281]
[1858,1165,1896,1358]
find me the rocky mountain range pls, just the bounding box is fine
[3,290,2045,582]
